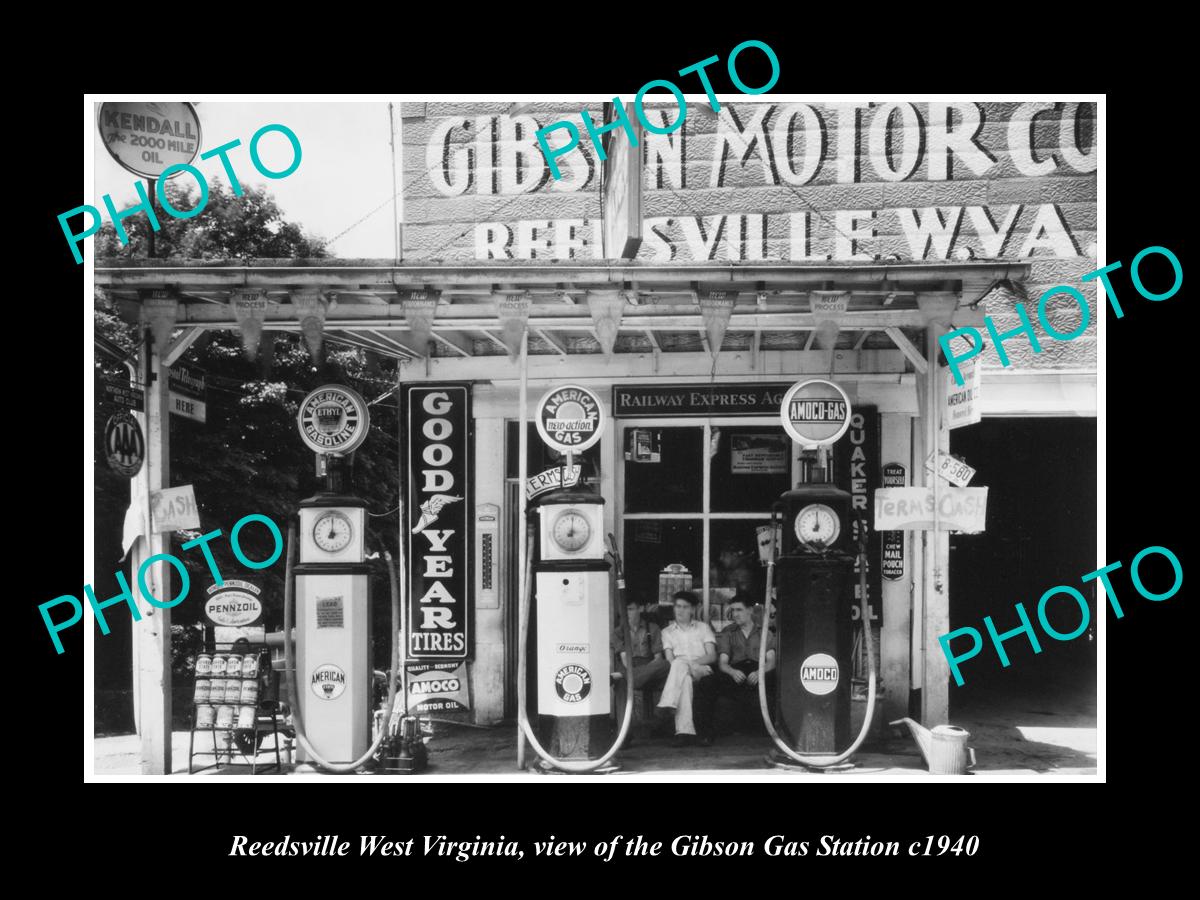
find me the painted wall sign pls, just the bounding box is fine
[781,379,852,446]
[203,580,264,627]
[101,378,144,412]
[613,383,790,417]
[403,102,1093,267]
[833,407,881,623]
[404,385,472,660]
[405,661,471,713]
[534,384,603,452]
[104,411,144,477]
[150,484,201,532]
[874,487,989,533]
[945,358,982,430]
[880,462,906,581]
[168,362,207,424]
[98,101,202,179]
[297,385,370,456]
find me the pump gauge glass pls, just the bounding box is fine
[313,511,353,552]
[795,503,840,548]
[551,509,592,552]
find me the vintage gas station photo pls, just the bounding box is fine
[86,97,1099,778]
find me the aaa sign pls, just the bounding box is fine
[873,487,988,533]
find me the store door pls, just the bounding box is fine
[948,417,1098,716]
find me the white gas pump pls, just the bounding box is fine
[282,384,402,773]
[516,385,634,773]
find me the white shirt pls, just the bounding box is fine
[661,620,717,662]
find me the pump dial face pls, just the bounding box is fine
[551,509,592,552]
[795,503,840,548]
[313,511,353,553]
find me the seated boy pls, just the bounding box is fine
[611,596,670,697]
[712,593,777,733]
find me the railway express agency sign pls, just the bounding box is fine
[297,385,370,455]
[535,384,604,453]
[780,379,852,446]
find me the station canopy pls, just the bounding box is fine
[95,259,1029,373]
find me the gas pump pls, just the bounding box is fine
[757,380,878,770]
[281,384,403,773]
[516,384,634,773]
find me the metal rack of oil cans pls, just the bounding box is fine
[188,646,284,775]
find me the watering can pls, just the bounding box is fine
[891,718,976,775]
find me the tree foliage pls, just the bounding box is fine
[95,178,328,260]
[93,180,400,731]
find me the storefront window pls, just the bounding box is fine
[622,426,702,513]
[709,427,792,512]
[708,518,771,631]
[619,420,794,628]
[622,519,701,626]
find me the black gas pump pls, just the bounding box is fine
[758,381,877,770]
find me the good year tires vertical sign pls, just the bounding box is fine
[403,385,472,660]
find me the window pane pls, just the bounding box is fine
[709,427,792,512]
[623,426,702,512]
[707,519,771,631]
[623,519,702,627]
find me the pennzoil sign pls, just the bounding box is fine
[297,385,370,455]
[204,580,264,627]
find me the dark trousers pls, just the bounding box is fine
[613,658,670,726]
[694,659,776,736]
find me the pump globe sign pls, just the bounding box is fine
[535,384,604,453]
[780,379,852,446]
[297,385,370,455]
[98,101,202,179]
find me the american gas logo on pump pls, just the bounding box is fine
[554,664,592,703]
[311,663,347,700]
[535,384,604,453]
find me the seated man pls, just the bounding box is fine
[658,591,718,746]
[611,596,670,722]
[712,593,777,734]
